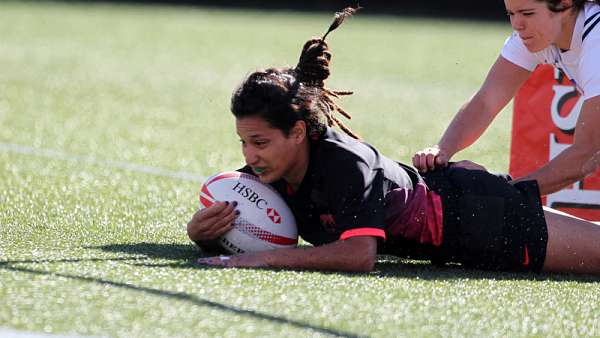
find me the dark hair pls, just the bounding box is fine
[231,6,361,139]
[538,0,600,12]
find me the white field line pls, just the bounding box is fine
[0,142,205,183]
[0,328,100,338]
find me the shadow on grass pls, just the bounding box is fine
[86,242,600,283]
[373,257,600,283]
[0,257,140,264]
[7,242,594,283]
[0,243,200,268]
[82,242,201,268]
[0,261,365,338]
[88,242,199,260]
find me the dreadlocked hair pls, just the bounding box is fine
[231,5,361,140]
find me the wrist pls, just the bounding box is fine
[437,133,462,156]
[434,143,449,154]
[434,143,455,160]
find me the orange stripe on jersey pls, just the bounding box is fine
[340,228,386,241]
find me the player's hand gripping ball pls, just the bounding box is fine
[200,171,298,254]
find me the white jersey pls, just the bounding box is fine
[501,2,600,100]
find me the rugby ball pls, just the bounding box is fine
[199,171,298,254]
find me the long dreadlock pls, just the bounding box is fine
[294,6,361,139]
[231,5,362,140]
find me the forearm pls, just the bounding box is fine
[264,238,376,272]
[235,236,378,272]
[517,144,598,195]
[519,96,600,195]
[439,56,528,157]
[438,95,496,156]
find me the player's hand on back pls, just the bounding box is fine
[187,201,239,241]
[449,160,487,171]
[412,145,450,172]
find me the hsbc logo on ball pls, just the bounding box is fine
[267,208,281,224]
[232,182,283,224]
[232,182,268,209]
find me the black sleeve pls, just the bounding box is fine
[495,173,514,182]
[323,155,387,240]
[447,162,513,182]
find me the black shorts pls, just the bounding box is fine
[422,167,548,272]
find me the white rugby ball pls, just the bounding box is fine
[199,171,298,254]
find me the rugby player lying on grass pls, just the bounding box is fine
[188,8,600,275]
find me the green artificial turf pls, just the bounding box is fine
[1,2,598,337]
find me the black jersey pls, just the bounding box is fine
[236,127,548,272]
[241,127,443,249]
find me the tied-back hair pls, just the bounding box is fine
[540,0,600,12]
[231,6,361,140]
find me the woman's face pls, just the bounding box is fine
[505,0,568,52]
[236,116,307,184]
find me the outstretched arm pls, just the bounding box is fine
[413,56,530,172]
[198,236,378,273]
[514,96,600,195]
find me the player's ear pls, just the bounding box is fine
[290,120,307,144]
